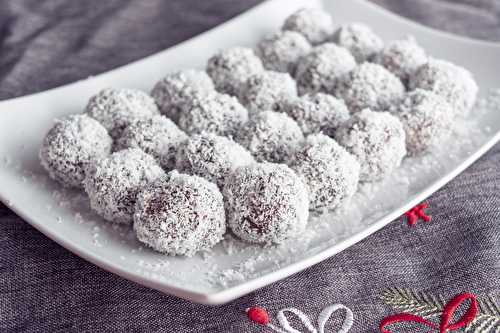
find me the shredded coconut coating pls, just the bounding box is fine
[282,8,334,45]
[237,111,304,163]
[178,92,248,137]
[223,162,309,244]
[175,132,255,188]
[84,148,165,224]
[333,22,383,63]
[133,171,225,256]
[40,114,112,188]
[206,47,264,96]
[283,93,350,136]
[391,89,454,156]
[290,134,360,213]
[256,30,312,75]
[150,70,215,122]
[375,36,427,85]
[85,88,159,139]
[334,63,405,113]
[240,71,297,114]
[409,58,478,117]
[335,109,406,182]
[115,115,188,170]
[295,43,356,96]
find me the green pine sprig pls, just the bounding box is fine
[465,295,500,333]
[381,287,445,318]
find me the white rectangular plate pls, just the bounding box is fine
[1,0,500,305]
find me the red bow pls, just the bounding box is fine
[404,203,431,226]
[380,292,478,332]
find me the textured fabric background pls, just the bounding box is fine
[1,1,499,332]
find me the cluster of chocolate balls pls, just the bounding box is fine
[40,8,478,256]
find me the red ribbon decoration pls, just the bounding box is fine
[380,292,478,333]
[404,203,431,226]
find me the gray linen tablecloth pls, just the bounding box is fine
[1,1,499,332]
